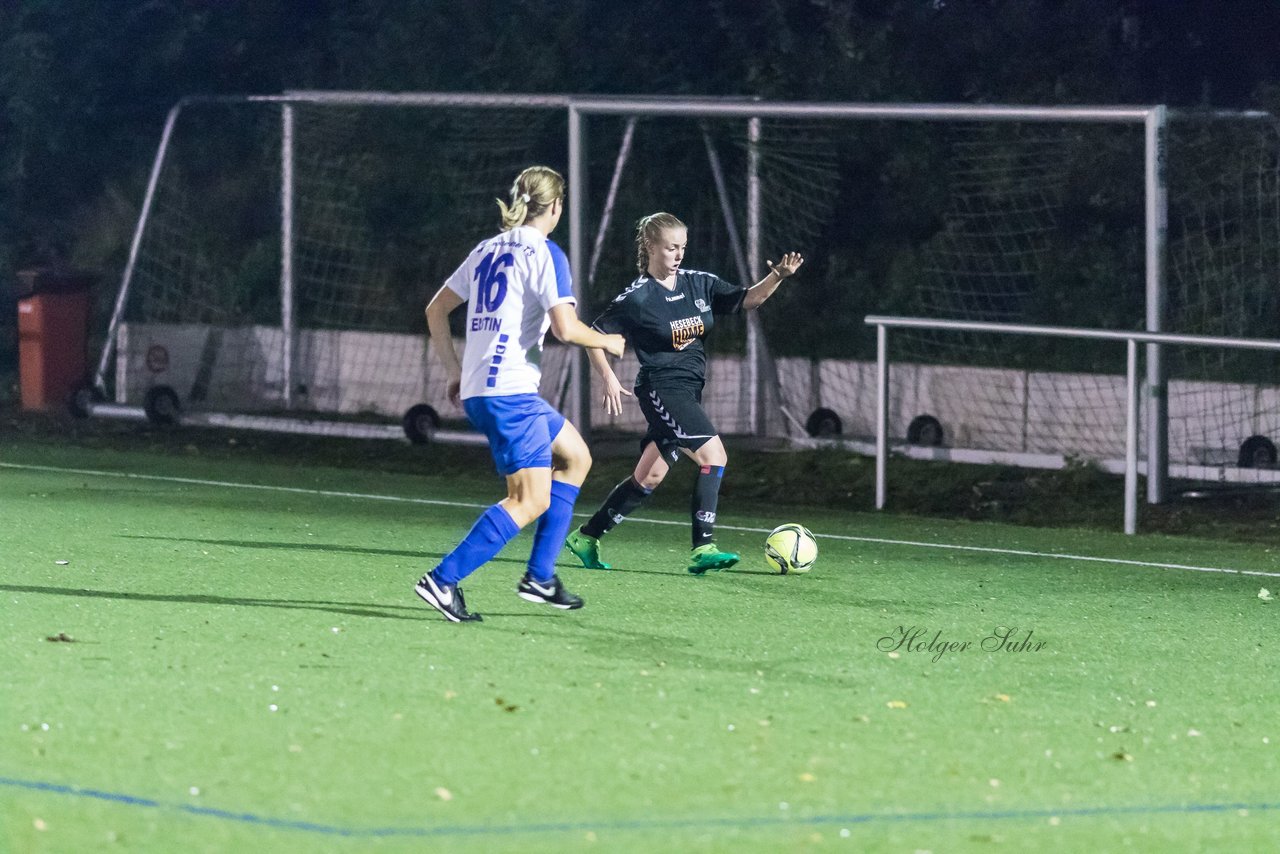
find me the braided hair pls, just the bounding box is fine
[634,212,686,273]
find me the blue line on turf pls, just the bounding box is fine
[2,775,1276,838]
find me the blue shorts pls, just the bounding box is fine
[464,393,566,477]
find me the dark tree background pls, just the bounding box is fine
[2,0,1279,376]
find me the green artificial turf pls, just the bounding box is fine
[2,440,1279,853]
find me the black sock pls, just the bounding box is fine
[582,477,652,538]
[691,465,725,547]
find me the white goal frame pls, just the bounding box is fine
[92,91,1273,499]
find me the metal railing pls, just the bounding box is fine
[865,315,1280,534]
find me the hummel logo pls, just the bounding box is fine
[665,293,686,302]
[613,279,646,303]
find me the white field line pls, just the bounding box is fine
[4,460,1279,579]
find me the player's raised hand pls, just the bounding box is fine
[601,375,634,417]
[769,252,805,278]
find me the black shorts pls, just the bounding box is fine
[635,383,718,461]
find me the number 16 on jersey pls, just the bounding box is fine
[471,251,512,332]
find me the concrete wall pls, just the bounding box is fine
[116,322,1280,462]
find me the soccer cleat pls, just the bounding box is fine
[565,529,612,570]
[687,543,741,575]
[516,573,584,610]
[414,572,482,623]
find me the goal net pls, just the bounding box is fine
[96,94,1280,478]
[96,94,843,442]
[762,113,1280,478]
[101,96,571,438]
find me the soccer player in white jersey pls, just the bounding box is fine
[415,166,625,623]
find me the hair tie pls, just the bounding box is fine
[520,193,531,204]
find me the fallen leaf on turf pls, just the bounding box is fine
[45,633,74,643]
[1112,750,1134,761]
[434,787,453,801]
[887,700,908,709]
[994,693,1011,703]
[1259,588,1273,602]
[1187,728,1202,737]
[799,772,815,782]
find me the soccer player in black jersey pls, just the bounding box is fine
[566,212,803,574]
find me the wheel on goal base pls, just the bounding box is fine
[805,407,843,438]
[68,382,104,418]
[1238,435,1277,468]
[907,414,945,447]
[143,385,182,425]
[403,403,441,444]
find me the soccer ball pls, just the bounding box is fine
[764,523,817,574]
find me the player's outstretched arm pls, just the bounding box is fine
[425,285,466,406]
[548,304,625,358]
[742,251,804,311]
[587,347,633,416]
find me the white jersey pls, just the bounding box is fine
[443,225,576,399]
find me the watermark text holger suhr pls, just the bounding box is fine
[878,626,1047,663]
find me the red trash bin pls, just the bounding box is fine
[16,269,95,412]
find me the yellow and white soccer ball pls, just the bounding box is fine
[764,523,818,574]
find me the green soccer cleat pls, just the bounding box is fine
[565,529,612,570]
[687,543,741,575]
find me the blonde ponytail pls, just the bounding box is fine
[497,166,565,230]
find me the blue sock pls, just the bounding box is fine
[433,504,521,585]
[527,480,580,583]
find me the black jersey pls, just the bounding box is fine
[592,269,747,387]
